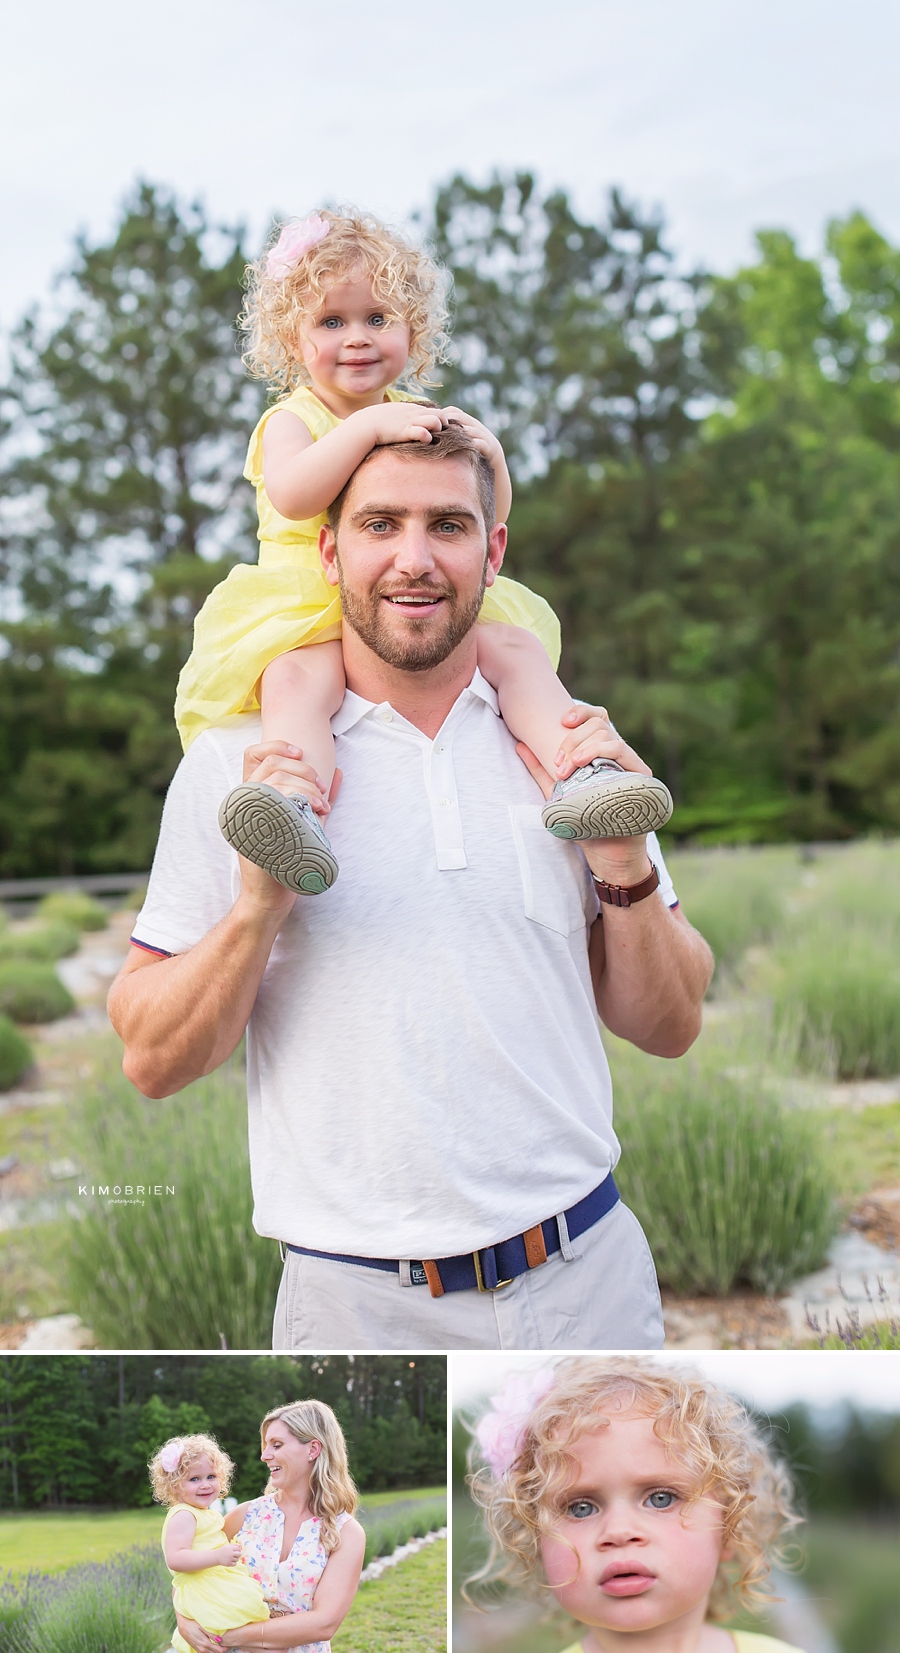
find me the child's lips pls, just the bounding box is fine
[599,1565,655,1597]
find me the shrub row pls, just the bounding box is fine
[670,840,900,1078]
[0,1547,173,1653]
[360,1499,447,1568]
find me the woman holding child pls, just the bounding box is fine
[155,1400,365,1652]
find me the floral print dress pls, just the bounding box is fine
[237,1496,350,1653]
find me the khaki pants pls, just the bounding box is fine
[273,1200,663,1351]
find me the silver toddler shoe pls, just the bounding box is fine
[541,758,673,839]
[218,783,339,894]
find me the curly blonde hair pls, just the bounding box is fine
[148,1433,235,1507]
[241,206,452,397]
[261,1400,359,1555]
[466,1358,801,1620]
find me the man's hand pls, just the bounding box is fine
[518,714,712,1055]
[235,741,342,924]
[553,704,651,781]
[242,738,340,817]
[516,706,654,888]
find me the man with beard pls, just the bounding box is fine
[110,424,712,1351]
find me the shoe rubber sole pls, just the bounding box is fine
[218,783,339,895]
[542,772,674,839]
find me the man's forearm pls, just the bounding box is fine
[589,901,713,1057]
[108,897,285,1097]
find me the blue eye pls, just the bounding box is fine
[368,314,386,327]
[323,317,342,329]
[646,1490,677,1510]
[567,1500,597,1520]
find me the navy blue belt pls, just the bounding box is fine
[286,1173,619,1297]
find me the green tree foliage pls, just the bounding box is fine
[0,183,261,874]
[773,1402,900,1515]
[0,1355,446,1509]
[3,175,900,868]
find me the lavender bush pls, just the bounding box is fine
[0,1547,174,1653]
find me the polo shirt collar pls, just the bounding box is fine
[331,667,500,737]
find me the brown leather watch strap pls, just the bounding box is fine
[593,864,660,908]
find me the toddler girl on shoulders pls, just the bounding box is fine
[175,208,671,894]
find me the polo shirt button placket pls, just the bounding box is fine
[426,734,467,871]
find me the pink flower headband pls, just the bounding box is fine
[475,1367,556,1477]
[266,214,330,279]
[159,1441,184,1474]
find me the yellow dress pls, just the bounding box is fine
[173,384,562,749]
[162,1502,269,1653]
[558,1636,801,1653]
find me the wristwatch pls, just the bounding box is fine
[592,864,660,908]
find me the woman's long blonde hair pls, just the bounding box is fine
[261,1400,358,1554]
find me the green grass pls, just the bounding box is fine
[0,1490,448,1576]
[359,1487,445,1510]
[608,1017,839,1294]
[63,1053,282,1349]
[0,1511,164,1575]
[333,1538,446,1653]
[817,1100,900,1202]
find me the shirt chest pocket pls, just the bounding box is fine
[510,804,590,936]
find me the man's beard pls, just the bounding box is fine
[334,556,488,671]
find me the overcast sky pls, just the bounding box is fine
[2,0,900,331]
[450,1351,900,1412]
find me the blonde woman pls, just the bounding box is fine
[174,1400,365,1652]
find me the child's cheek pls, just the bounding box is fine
[540,1533,581,1596]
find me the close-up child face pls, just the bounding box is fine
[540,1408,729,1637]
[176,1452,221,1509]
[297,274,411,396]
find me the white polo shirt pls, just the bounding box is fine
[133,671,677,1258]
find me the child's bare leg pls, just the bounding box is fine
[476,623,575,779]
[476,621,673,838]
[260,641,345,811]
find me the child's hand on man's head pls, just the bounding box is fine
[440,406,503,462]
[354,401,448,448]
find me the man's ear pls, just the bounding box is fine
[319,523,340,587]
[483,521,507,588]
